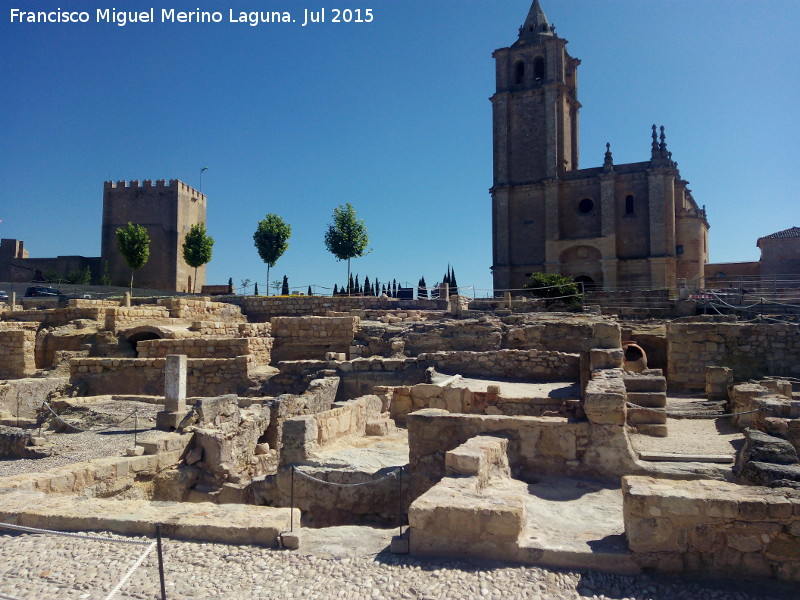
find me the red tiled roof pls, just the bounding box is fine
[758,227,800,241]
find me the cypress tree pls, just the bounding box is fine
[382,284,387,296]
[418,277,428,299]
[450,267,459,296]
[348,273,355,295]
[363,276,371,296]
[354,274,360,295]
[254,282,259,296]
[281,275,289,296]
[307,285,312,296]
[392,279,397,298]
[228,277,233,294]
[333,284,338,296]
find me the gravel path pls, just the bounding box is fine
[0,399,162,478]
[0,529,793,600]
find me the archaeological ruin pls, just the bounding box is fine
[0,285,798,594]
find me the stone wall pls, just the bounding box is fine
[158,297,245,322]
[137,337,272,364]
[387,382,568,425]
[105,306,173,332]
[70,356,252,396]
[503,314,621,353]
[407,371,637,498]
[0,328,36,378]
[225,295,444,321]
[417,349,580,381]
[401,319,504,354]
[281,395,382,463]
[0,377,68,419]
[623,476,800,582]
[3,307,106,327]
[667,321,800,390]
[270,316,359,362]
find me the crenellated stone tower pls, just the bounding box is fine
[491,1,709,292]
[100,179,207,292]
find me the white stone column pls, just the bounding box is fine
[164,354,187,413]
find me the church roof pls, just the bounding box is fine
[759,227,800,241]
[517,0,555,43]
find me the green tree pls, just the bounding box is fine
[524,272,583,309]
[281,275,289,296]
[418,277,428,299]
[116,222,150,292]
[100,261,111,287]
[254,282,259,296]
[253,214,292,296]
[333,284,339,296]
[182,223,214,293]
[324,203,370,295]
[307,285,312,297]
[449,267,459,296]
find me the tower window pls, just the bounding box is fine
[578,198,594,214]
[625,194,634,215]
[514,61,525,84]
[534,56,545,81]
[676,245,684,255]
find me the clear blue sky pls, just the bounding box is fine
[2,0,798,294]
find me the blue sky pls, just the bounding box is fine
[1,0,798,294]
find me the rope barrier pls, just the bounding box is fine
[0,593,23,600]
[292,466,401,488]
[102,541,157,600]
[0,522,152,546]
[37,400,142,434]
[626,402,763,419]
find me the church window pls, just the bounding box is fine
[578,198,594,214]
[676,245,684,255]
[514,61,525,84]
[534,56,545,81]
[625,195,634,215]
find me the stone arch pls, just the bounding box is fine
[559,245,603,288]
[120,325,174,356]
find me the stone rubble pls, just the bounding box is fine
[0,531,791,600]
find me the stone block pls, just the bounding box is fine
[622,375,667,393]
[636,424,668,437]
[626,392,667,408]
[628,407,667,425]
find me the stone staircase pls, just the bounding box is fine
[623,370,667,437]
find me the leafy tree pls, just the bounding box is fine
[253,214,292,296]
[254,282,259,296]
[66,265,92,285]
[523,272,583,308]
[182,223,214,293]
[324,203,370,295]
[281,275,289,296]
[116,222,150,292]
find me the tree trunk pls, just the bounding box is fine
[130,270,134,294]
[347,258,351,296]
[266,264,271,297]
[193,267,198,294]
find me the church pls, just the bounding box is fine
[490,1,709,292]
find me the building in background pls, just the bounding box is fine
[0,179,206,293]
[490,1,709,293]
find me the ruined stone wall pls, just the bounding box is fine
[0,328,36,378]
[624,476,800,582]
[0,377,68,419]
[137,337,272,364]
[271,316,358,362]
[3,307,106,327]
[407,368,636,497]
[105,306,173,332]
[226,295,444,321]
[667,321,800,390]
[401,319,504,354]
[503,315,621,353]
[281,395,383,463]
[388,382,566,424]
[70,356,251,396]
[158,297,244,322]
[418,349,580,381]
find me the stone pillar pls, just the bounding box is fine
[9,292,16,311]
[123,292,131,307]
[164,354,187,412]
[504,291,512,308]
[157,354,188,430]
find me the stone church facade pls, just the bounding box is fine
[491,1,709,292]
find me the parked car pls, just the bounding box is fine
[24,286,63,297]
[0,290,8,303]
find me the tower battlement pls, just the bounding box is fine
[103,179,205,201]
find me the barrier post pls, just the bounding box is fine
[290,467,295,533]
[156,524,167,600]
